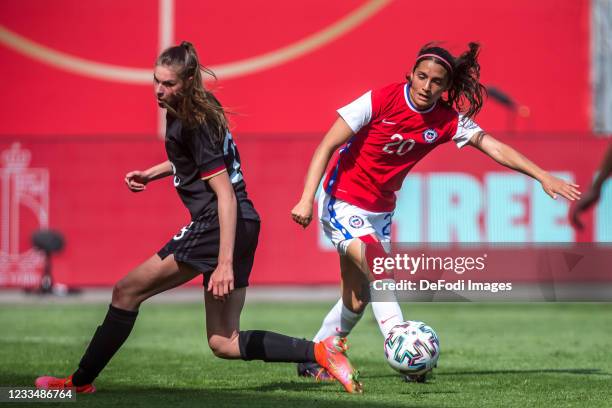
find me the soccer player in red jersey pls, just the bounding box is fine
[291,42,581,380]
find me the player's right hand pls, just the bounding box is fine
[291,200,313,228]
[207,263,234,301]
[125,170,150,192]
[540,173,581,201]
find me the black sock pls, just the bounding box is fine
[238,330,316,363]
[71,304,138,386]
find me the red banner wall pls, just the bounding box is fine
[1,0,607,287]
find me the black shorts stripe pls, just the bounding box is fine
[176,218,206,260]
[187,219,212,259]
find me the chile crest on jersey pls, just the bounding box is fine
[369,83,457,153]
[422,128,439,143]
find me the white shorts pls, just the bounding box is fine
[318,190,393,255]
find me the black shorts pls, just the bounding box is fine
[157,216,260,289]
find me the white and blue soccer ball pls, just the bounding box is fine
[384,321,440,375]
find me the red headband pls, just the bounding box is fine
[416,53,454,74]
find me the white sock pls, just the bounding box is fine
[370,280,404,338]
[313,298,363,341]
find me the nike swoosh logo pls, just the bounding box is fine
[380,314,398,325]
[382,119,396,125]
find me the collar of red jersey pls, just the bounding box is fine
[404,83,437,114]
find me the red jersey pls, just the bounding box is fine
[323,82,483,212]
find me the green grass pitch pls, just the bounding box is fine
[1,302,611,407]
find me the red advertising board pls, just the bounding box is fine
[0,136,609,287]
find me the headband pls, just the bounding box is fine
[416,53,454,74]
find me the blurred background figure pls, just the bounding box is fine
[571,143,612,230]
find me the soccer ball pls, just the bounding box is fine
[384,321,440,375]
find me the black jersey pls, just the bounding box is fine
[164,115,260,222]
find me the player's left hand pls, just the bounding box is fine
[208,262,234,301]
[540,173,581,201]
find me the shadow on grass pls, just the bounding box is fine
[368,368,610,380]
[246,380,338,392]
[437,368,610,376]
[2,374,439,408]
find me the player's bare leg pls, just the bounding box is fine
[345,238,404,337]
[205,287,361,393]
[35,254,200,392]
[112,254,201,310]
[203,287,246,359]
[340,254,370,315]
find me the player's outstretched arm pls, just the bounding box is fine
[467,132,581,201]
[570,143,612,229]
[124,160,173,192]
[291,118,354,227]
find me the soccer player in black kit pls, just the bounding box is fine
[35,42,362,394]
